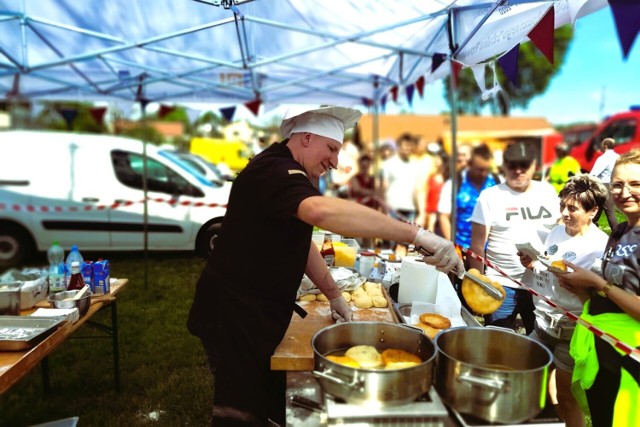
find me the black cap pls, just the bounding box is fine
[503,142,537,163]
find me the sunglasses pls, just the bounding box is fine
[505,160,533,170]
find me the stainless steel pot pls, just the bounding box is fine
[311,321,436,406]
[434,327,553,424]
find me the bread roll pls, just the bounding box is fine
[341,291,351,303]
[353,295,373,309]
[363,282,382,293]
[419,313,451,329]
[372,295,388,308]
[299,293,316,302]
[316,293,329,302]
[461,268,505,315]
[345,345,383,369]
[381,349,421,369]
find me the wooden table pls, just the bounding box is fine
[271,294,399,371]
[0,278,128,394]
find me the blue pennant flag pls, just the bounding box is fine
[220,106,236,122]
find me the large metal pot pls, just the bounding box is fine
[434,327,553,424]
[312,321,436,406]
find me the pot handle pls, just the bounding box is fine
[313,369,362,391]
[457,372,505,405]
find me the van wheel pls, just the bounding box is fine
[0,225,34,267]
[196,219,223,258]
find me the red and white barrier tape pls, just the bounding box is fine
[462,247,640,364]
[0,198,227,212]
[376,201,640,364]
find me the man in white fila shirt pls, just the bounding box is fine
[469,141,560,334]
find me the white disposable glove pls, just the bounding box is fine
[329,296,353,323]
[413,227,465,278]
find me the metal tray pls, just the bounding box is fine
[0,316,65,351]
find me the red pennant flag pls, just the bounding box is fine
[528,6,555,64]
[244,99,262,116]
[451,61,463,88]
[89,107,107,125]
[390,86,399,103]
[415,76,425,98]
[158,104,176,118]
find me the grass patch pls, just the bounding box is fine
[0,252,212,427]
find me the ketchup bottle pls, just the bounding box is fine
[320,233,336,267]
[67,261,86,291]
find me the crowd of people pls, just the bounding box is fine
[188,106,639,426]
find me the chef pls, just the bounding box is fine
[187,106,464,426]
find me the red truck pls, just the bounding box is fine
[570,108,640,172]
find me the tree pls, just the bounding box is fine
[445,24,574,115]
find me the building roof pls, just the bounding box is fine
[357,114,555,144]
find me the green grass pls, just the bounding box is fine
[0,252,212,427]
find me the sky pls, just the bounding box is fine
[241,6,638,129]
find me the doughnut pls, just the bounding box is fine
[412,323,440,339]
[345,345,383,369]
[551,260,567,271]
[419,312,451,329]
[326,355,361,368]
[381,349,421,369]
[461,268,505,314]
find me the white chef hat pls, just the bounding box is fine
[280,106,362,144]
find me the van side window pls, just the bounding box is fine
[596,118,637,147]
[111,151,205,197]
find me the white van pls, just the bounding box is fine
[0,130,229,267]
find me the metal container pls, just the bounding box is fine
[434,327,553,424]
[0,282,22,315]
[49,289,92,316]
[311,321,436,406]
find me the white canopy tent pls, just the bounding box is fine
[0,0,608,108]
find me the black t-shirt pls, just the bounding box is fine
[209,141,321,303]
[591,223,640,315]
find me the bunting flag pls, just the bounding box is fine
[138,98,151,111]
[89,106,107,126]
[528,6,555,64]
[185,107,201,124]
[361,98,373,107]
[244,99,261,116]
[415,76,425,98]
[405,84,415,106]
[380,94,387,112]
[158,104,176,118]
[220,106,236,122]
[451,60,463,88]
[390,86,399,103]
[56,107,78,129]
[431,53,446,73]
[111,99,133,119]
[609,0,640,60]
[498,43,520,87]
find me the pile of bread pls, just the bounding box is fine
[326,345,421,370]
[297,281,388,308]
[412,312,451,339]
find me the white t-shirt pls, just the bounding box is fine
[470,181,560,288]
[590,149,620,184]
[381,156,423,212]
[524,223,608,336]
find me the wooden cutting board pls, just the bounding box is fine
[271,293,398,371]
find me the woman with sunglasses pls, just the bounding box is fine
[518,174,609,427]
[553,149,640,426]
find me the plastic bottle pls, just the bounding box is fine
[65,245,84,287]
[47,241,66,293]
[320,233,335,267]
[67,261,86,291]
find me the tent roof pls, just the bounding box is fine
[0,0,607,108]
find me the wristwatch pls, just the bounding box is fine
[596,282,614,298]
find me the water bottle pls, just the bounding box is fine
[47,241,66,293]
[65,245,84,287]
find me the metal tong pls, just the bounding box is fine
[415,246,505,302]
